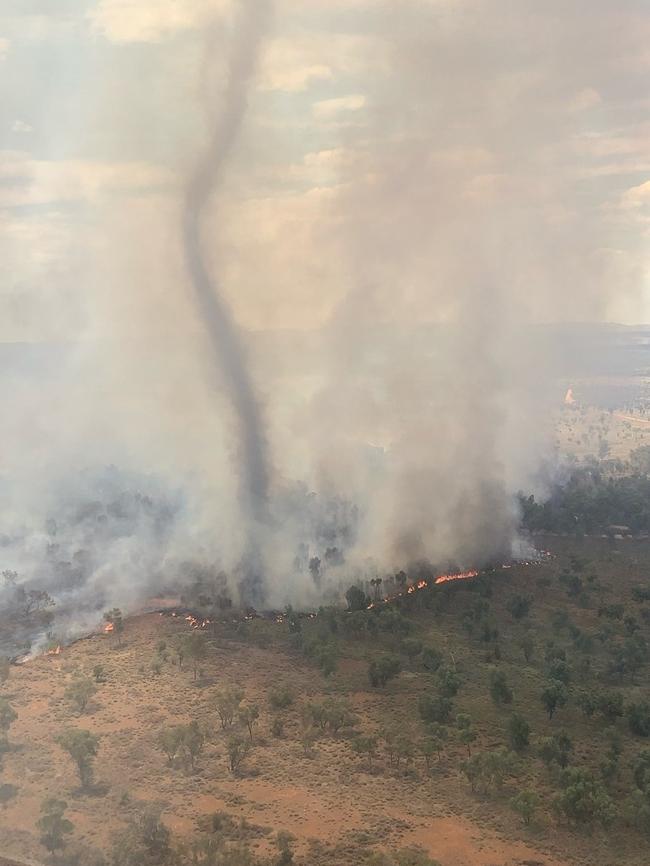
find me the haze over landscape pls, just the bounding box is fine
[1,0,647,626]
[0,4,650,866]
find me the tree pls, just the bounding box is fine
[55,729,100,789]
[489,670,513,706]
[378,609,411,636]
[395,571,408,592]
[156,726,184,765]
[597,691,624,723]
[461,748,516,794]
[271,717,284,738]
[368,848,442,866]
[310,641,338,678]
[461,753,483,793]
[65,675,96,714]
[238,704,260,741]
[215,686,244,729]
[37,798,73,855]
[625,789,650,835]
[351,735,378,767]
[456,713,476,756]
[103,608,124,645]
[547,658,571,685]
[538,732,573,769]
[394,736,416,771]
[172,635,187,670]
[0,657,10,685]
[510,789,539,826]
[185,632,208,681]
[268,685,293,711]
[227,734,251,775]
[421,724,447,765]
[553,769,616,827]
[422,646,443,672]
[541,679,568,720]
[633,749,650,791]
[0,698,17,733]
[111,808,170,866]
[137,809,171,862]
[370,577,383,602]
[309,557,321,586]
[508,713,531,752]
[418,694,452,724]
[577,691,597,718]
[520,635,534,663]
[322,697,356,735]
[480,748,517,792]
[180,720,205,770]
[368,655,401,687]
[627,701,650,737]
[436,666,461,698]
[609,634,648,682]
[275,830,295,866]
[600,731,622,785]
[300,719,317,757]
[507,595,532,620]
[93,664,107,683]
[402,638,423,667]
[345,585,368,611]
[419,738,435,771]
[304,700,326,731]
[1,569,17,588]
[284,604,302,635]
[18,588,55,619]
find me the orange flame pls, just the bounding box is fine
[181,614,211,629]
[104,622,114,633]
[434,569,479,585]
[367,567,482,608]
[46,645,61,656]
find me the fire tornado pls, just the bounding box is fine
[182,2,272,588]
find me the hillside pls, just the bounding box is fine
[1,537,650,865]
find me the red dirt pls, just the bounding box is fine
[0,613,574,865]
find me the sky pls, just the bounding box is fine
[0,0,649,343]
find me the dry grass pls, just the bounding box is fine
[1,537,650,866]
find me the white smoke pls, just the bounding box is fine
[0,0,647,647]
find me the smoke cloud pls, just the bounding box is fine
[0,0,647,652]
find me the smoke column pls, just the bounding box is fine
[1,0,647,649]
[182,2,272,543]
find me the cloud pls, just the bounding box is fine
[258,34,378,93]
[88,0,231,43]
[568,87,602,112]
[11,119,32,133]
[312,94,366,120]
[260,59,333,92]
[0,154,174,209]
[621,179,650,209]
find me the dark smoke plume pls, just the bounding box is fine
[182,2,272,544]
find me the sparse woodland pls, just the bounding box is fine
[2,535,650,866]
